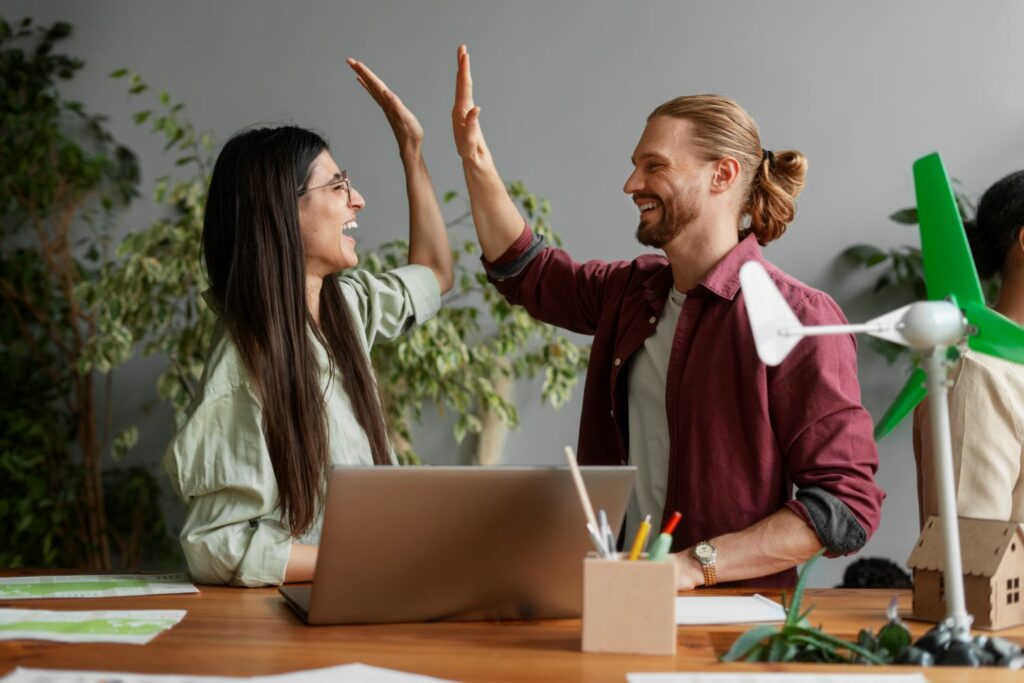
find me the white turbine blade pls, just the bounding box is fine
[739,261,803,366]
[863,305,913,346]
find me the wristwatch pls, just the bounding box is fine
[691,540,718,587]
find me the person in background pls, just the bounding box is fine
[914,170,1024,525]
[165,59,453,586]
[450,45,884,589]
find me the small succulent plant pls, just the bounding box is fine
[723,551,1024,668]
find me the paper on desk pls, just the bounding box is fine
[0,574,198,600]
[675,595,785,625]
[0,664,456,682]
[627,674,928,683]
[0,608,185,645]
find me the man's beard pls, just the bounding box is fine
[634,187,702,249]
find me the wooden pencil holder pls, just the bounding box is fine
[581,555,677,655]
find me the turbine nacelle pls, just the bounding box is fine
[898,301,967,350]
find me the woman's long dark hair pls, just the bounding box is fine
[202,126,391,538]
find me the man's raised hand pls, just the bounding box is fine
[452,45,485,162]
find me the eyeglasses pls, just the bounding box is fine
[298,169,351,203]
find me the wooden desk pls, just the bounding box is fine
[1,587,1021,682]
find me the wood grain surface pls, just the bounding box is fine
[1,582,1022,682]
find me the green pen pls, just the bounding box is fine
[647,511,682,562]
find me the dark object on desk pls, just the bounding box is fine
[280,465,635,625]
[836,558,912,589]
[911,622,1024,669]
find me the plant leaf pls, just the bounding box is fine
[841,244,885,265]
[720,624,780,662]
[788,625,889,664]
[786,548,825,627]
[889,207,918,224]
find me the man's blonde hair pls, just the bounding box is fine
[649,94,807,244]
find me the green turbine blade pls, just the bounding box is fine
[913,153,984,306]
[874,367,928,440]
[964,303,1024,365]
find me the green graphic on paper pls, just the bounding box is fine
[0,617,175,636]
[0,580,153,599]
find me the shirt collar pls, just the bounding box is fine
[641,232,763,302]
[698,233,763,300]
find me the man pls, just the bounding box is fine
[451,45,884,588]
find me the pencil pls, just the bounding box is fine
[628,514,652,561]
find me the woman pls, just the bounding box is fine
[914,169,1024,525]
[165,59,453,586]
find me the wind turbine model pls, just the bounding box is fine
[739,152,1024,640]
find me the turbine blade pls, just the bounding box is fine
[965,303,1024,365]
[874,367,928,440]
[863,304,913,346]
[913,153,984,306]
[739,261,802,366]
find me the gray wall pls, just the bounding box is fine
[10,0,1024,587]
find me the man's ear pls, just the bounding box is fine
[709,156,741,195]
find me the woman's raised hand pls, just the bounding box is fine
[452,45,485,162]
[346,58,423,152]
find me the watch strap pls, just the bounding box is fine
[700,561,717,587]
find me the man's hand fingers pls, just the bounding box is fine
[454,44,474,111]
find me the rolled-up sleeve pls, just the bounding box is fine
[164,389,291,587]
[769,292,886,556]
[339,265,441,348]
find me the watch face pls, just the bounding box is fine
[695,542,714,560]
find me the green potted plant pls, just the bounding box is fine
[0,17,171,570]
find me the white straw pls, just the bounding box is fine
[564,446,600,534]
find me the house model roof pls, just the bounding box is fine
[908,515,1024,577]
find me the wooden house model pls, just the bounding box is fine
[907,516,1024,630]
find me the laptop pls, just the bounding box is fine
[279,465,635,624]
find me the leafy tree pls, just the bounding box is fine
[0,17,171,569]
[364,184,590,463]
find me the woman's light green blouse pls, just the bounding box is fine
[164,266,440,587]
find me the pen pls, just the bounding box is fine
[598,509,615,557]
[587,522,610,558]
[628,514,652,561]
[646,511,682,562]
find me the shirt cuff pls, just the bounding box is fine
[481,225,546,279]
[232,518,293,587]
[388,264,442,326]
[790,487,868,556]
